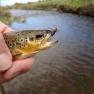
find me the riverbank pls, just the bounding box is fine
[0,7,11,24]
[1,0,94,25]
[8,0,94,17]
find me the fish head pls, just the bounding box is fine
[28,27,58,51]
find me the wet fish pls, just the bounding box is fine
[3,28,58,60]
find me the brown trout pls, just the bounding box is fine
[3,28,58,60]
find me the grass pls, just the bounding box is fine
[0,7,11,24]
[43,0,94,16]
[8,0,94,9]
[1,0,94,17]
[7,0,94,16]
[45,0,93,7]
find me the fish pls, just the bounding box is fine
[3,28,58,60]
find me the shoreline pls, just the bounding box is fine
[8,0,94,17]
[57,4,94,17]
[0,7,11,24]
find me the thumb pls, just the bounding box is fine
[0,53,12,71]
[0,33,12,72]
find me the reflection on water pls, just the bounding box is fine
[4,10,94,94]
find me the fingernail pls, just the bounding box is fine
[0,53,12,71]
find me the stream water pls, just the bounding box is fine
[3,10,94,94]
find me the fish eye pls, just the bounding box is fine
[9,43,12,47]
[36,34,43,39]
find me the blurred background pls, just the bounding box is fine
[0,0,94,94]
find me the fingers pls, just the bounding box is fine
[0,53,12,72]
[0,22,13,71]
[2,57,34,81]
[0,33,12,72]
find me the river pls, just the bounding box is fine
[3,10,94,94]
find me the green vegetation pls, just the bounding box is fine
[8,2,55,10]
[0,7,11,24]
[8,0,94,16]
[1,0,94,17]
[44,0,93,7]
[45,0,94,16]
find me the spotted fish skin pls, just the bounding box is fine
[3,28,58,60]
[3,31,30,56]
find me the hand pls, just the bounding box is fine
[0,21,35,84]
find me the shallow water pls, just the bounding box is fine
[4,10,94,94]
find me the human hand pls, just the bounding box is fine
[0,21,35,84]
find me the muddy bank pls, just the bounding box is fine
[57,4,94,17]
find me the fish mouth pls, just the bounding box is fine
[46,34,58,45]
[50,27,58,36]
[39,28,58,50]
[47,27,58,43]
